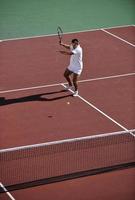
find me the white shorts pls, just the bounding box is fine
[68,65,83,75]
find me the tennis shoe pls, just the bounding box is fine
[73,90,78,97]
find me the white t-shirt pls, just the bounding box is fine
[68,44,83,75]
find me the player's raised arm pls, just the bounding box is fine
[59,41,70,49]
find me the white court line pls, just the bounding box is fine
[0,82,61,94]
[101,29,135,47]
[61,84,135,138]
[0,25,133,42]
[0,72,135,94]
[79,72,135,84]
[0,183,16,200]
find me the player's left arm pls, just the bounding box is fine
[59,48,78,55]
[59,50,74,55]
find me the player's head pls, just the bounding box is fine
[72,38,79,44]
[71,39,79,48]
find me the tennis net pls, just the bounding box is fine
[0,130,135,192]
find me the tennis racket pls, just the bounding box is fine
[57,26,63,43]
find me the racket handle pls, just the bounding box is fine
[59,39,62,45]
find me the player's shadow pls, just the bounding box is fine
[0,90,72,106]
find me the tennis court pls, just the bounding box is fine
[0,1,135,200]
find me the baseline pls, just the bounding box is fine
[0,25,133,42]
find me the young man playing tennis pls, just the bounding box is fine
[59,39,83,97]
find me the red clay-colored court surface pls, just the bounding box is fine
[0,26,135,200]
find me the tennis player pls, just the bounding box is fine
[59,39,83,97]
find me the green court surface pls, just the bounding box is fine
[0,0,135,40]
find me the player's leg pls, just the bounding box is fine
[73,73,79,96]
[64,68,73,87]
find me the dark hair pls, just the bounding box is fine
[71,39,79,43]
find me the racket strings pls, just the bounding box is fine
[57,26,63,42]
